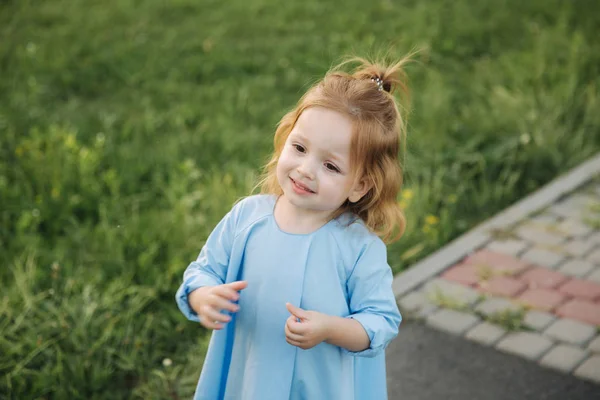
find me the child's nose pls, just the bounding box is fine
[297,160,316,179]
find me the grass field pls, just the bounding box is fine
[1,0,599,398]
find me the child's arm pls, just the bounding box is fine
[175,202,243,323]
[188,281,247,330]
[342,238,401,357]
[284,238,401,355]
[285,303,369,352]
[323,315,370,352]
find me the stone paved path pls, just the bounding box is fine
[391,154,600,387]
[386,320,600,400]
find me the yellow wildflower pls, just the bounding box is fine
[425,215,439,225]
[401,189,414,200]
[65,134,77,150]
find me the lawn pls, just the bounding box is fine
[1,0,599,398]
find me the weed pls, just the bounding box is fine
[427,288,471,312]
[483,308,528,332]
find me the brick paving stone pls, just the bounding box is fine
[548,203,581,219]
[569,192,598,202]
[586,268,600,283]
[515,226,566,247]
[398,291,437,318]
[548,203,580,217]
[539,344,589,373]
[588,232,600,245]
[422,278,480,307]
[587,248,600,265]
[577,191,599,202]
[556,219,594,237]
[530,213,559,224]
[426,308,480,336]
[558,278,600,301]
[486,239,529,256]
[562,238,596,258]
[462,250,531,275]
[555,299,600,326]
[520,247,566,270]
[440,264,480,286]
[465,322,506,346]
[415,304,438,318]
[523,310,556,331]
[517,288,568,311]
[574,355,600,384]
[544,318,596,346]
[496,332,554,361]
[558,259,596,278]
[519,267,569,289]
[477,276,527,297]
[588,336,600,353]
[560,193,598,210]
[475,297,521,317]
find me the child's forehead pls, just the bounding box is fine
[294,107,353,137]
[287,108,368,174]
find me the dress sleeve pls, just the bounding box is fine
[175,205,239,322]
[344,238,402,357]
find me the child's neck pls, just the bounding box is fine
[274,195,332,234]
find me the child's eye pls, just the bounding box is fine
[293,144,306,153]
[324,162,340,173]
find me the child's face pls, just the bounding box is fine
[276,107,366,218]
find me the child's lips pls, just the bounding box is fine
[290,178,315,194]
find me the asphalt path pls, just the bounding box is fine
[386,320,600,400]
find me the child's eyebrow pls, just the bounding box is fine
[290,133,310,145]
[324,150,348,169]
[291,132,347,167]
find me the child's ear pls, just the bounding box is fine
[348,176,372,203]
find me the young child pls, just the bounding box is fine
[176,56,411,400]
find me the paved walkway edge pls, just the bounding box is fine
[392,152,600,298]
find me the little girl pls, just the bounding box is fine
[176,56,411,400]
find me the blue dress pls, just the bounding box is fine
[176,195,401,400]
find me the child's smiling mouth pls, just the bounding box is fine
[290,177,316,194]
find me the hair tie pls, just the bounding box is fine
[371,77,384,91]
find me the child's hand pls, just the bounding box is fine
[284,303,331,350]
[188,281,247,330]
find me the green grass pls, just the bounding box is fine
[1,0,600,398]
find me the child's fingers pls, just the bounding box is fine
[285,303,308,320]
[285,320,305,342]
[286,315,307,335]
[201,320,224,330]
[201,305,231,324]
[209,296,240,313]
[213,286,241,301]
[285,330,304,343]
[285,336,304,348]
[227,281,248,291]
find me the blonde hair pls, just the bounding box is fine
[258,55,412,243]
